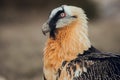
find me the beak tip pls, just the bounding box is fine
[42,30,46,36]
[42,22,50,36]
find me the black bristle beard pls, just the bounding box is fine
[50,30,56,39]
[50,25,57,39]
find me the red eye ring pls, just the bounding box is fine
[60,13,66,18]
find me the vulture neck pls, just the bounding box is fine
[44,20,91,65]
[55,21,91,55]
[60,20,90,52]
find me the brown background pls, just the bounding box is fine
[0,0,120,80]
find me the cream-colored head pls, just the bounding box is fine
[42,5,88,38]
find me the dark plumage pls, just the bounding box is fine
[57,46,120,80]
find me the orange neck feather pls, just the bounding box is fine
[43,20,91,72]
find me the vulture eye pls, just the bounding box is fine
[60,13,66,18]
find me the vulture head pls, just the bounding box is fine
[42,5,88,39]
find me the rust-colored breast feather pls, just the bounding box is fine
[43,20,90,80]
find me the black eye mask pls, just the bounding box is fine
[49,9,64,39]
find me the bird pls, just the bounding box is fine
[42,5,120,80]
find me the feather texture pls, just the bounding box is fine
[43,5,120,80]
[57,47,120,80]
[43,19,91,80]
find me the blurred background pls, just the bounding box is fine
[0,0,120,80]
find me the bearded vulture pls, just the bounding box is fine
[42,5,120,80]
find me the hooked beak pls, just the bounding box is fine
[42,22,51,35]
